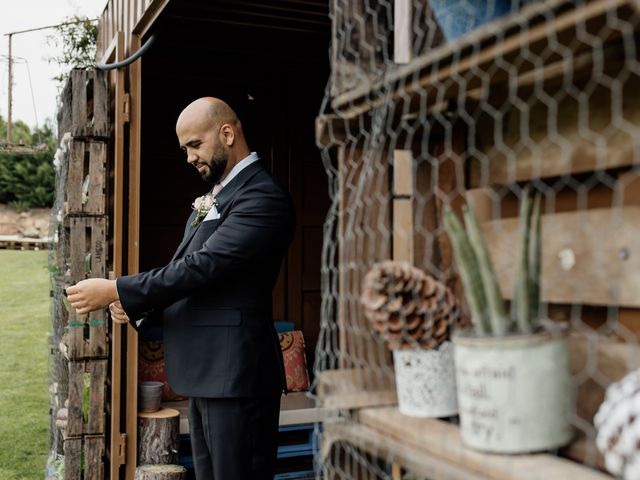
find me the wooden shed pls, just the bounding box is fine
[91,1,331,478]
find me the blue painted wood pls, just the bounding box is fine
[275,321,295,333]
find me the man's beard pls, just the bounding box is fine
[201,143,228,185]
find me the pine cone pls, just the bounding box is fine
[595,369,640,479]
[361,261,459,350]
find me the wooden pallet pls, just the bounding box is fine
[0,236,49,250]
[58,69,109,139]
[66,359,107,436]
[64,216,107,284]
[64,434,105,480]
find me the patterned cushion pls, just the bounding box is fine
[278,330,310,392]
[138,341,187,401]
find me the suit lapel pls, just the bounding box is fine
[172,220,202,261]
[171,161,264,261]
[212,160,263,211]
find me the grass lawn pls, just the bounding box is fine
[0,250,51,480]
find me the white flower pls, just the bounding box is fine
[191,191,218,226]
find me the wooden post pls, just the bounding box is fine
[393,149,414,263]
[134,465,186,480]
[137,408,180,465]
[391,149,414,477]
[394,0,412,64]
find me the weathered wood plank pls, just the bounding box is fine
[87,361,107,434]
[323,421,482,480]
[393,199,414,263]
[66,140,107,216]
[67,360,107,436]
[67,361,85,437]
[393,150,413,196]
[64,437,82,480]
[569,331,640,425]
[482,206,640,307]
[64,435,105,480]
[356,408,611,479]
[71,69,87,137]
[84,435,105,480]
[68,217,107,283]
[66,216,108,359]
[471,81,640,185]
[393,149,414,263]
[317,368,396,410]
[394,0,412,64]
[92,71,109,137]
[59,70,110,139]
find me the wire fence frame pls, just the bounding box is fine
[314,0,640,478]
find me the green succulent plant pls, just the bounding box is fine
[444,188,542,335]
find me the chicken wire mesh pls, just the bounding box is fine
[48,133,72,469]
[314,0,640,478]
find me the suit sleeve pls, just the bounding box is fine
[116,180,293,320]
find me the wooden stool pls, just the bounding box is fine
[138,407,180,465]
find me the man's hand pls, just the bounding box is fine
[66,279,118,314]
[109,301,130,324]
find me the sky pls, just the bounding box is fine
[0,0,107,132]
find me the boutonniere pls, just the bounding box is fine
[191,191,218,226]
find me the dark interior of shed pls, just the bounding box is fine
[136,1,331,379]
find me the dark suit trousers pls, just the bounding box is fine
[188,395,281,479]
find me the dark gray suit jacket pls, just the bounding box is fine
[117,161,294,398]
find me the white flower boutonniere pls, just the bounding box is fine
[191,191,218,226]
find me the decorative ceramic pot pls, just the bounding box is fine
[393,341,458,417]
[453,326,572,453]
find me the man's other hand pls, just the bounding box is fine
[66,279,118,314]
[109,301,130,324]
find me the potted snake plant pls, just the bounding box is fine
[444,189,572,453]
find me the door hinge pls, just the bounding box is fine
[116,433,127,465]
[123,93,131,124]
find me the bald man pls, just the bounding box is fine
[67,97,295,479]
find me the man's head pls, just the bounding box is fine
[176,97,250,185]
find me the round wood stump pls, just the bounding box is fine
[137,407,180,465]
[134,464,186,480]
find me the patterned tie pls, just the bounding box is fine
[211,183,223,198]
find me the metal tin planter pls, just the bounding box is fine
[393,341,458,418]
[453,327,573,453]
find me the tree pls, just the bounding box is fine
[31,119,57,150]
[10,120,32,145]
[0,150,55,208]
[47,16,98,85]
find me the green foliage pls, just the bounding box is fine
[48,16,98,85]
[444,190,542,336]
[0,251,50,480]
[0,115,56,148]
[83,374,91,423]
[9,120,32,145]
[31,119,57,150]
[0,149,55,208]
